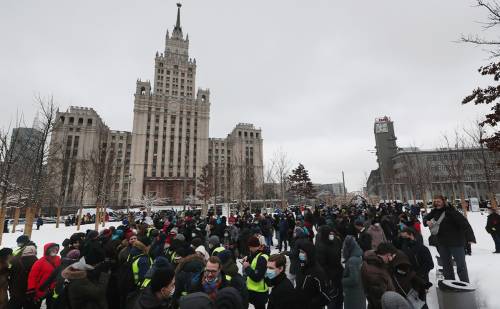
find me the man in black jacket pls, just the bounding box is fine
[265,254,296,309]
[315,225,343,309]
[397,227,434,285]
[424,195,476,282]
[295,241,330,309]
[486,207,500,253]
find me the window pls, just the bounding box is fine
[69,117,74,124]
[87,119,92,126]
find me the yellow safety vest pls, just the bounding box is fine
[12,247,23,257]
[212,246,225,256]
[246,252,269,293]
[131,255,153,285]
[141,278,151,289]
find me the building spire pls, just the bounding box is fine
[173,3,182,34]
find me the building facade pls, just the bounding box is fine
[367,116,500,202]
[47,4,264,207]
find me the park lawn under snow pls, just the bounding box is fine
[424,211,499,309]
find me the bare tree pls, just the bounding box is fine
[438,132,469,216]
[271,148,292,209]
[464,120,500,208]
[197,163,213,218]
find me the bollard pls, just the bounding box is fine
[436,280,478,309]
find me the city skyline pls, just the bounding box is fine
[0,0,493,190]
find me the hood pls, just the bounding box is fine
[195,245,209,261]
[381,291,411,309]
[179,292,213,309]
[363,250,384,267]
[221,259,239,277]
[145,256,171,278]
[215,287,244,309]
[368,224,383,233]
[342,235,363,260]
[61,266,87,280]
[176,254,205,274]
[391,250,411,269]
[294,227,307,239]
[318,225,332,243]
[297,240,316,266]
[138,287,167,308]
[44,242,59,256]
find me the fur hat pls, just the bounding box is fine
[71,257,94,271]
[66,249,81,260]
[247,236,260,248]
[21,245,37,257]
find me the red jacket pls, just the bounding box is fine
[27,243,61,300]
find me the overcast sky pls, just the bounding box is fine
[0,0,495,191]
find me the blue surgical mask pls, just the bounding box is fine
[299,253,306,262]
[265,269,277,280]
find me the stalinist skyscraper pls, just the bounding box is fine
[130,3,210,203]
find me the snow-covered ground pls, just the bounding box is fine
[424,211,499,309]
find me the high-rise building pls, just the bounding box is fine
[47,4,264,208]
[129,3,209,204]
[373,116,398,198]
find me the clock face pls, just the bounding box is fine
[375,123,388,133]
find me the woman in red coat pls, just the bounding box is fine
[27,242,61,305]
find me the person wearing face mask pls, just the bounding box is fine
[395,228,433,286]
[315,225,344,309]
[389,250,427,308]
[242,236,268,309]
[265,254,295,309]
[133,267,176,309]
[295,241,330,309]
[27,242,61,307]
[361,243,397,309]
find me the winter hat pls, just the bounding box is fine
[208,235,220,247]
[176,233,186,242]
[145,256,172,278]
[217,249,232,265]
[66,249,81,260]
[179,292,214,309]
[111,229,124,241]
[294,227,306,238]
[381,291,411,309]
[195,245,209,261]
[16,235,30,246]
[191,237,203,248]
[0,248,13,259]
[62,238,70,247]
[150,267,175,293]
[86,230,99,240]
[354,217,365,227]
[71,257,95,271]
[215,287,244,309]
[21,245,37,257]
[247,236,260,248]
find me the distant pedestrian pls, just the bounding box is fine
[36,217,43,230]
[486,207,500,253]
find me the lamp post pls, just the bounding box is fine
[127,173,135,215]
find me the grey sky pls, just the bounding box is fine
[0,0,494,190]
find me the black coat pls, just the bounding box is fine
[424,206,476,247]
[357,228,372,252]
[266,272,296,309]
[486,212,500,235]
[295,242,329,309]
[315,226,344,283]
[396,239,434,285]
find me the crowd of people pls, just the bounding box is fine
[0,194,489,309]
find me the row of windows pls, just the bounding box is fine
[60,116,93,126]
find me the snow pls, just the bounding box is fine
[424,211,499,309]
[2,222,120,258]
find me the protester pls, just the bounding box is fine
[133,267,176,309]
[0,248,13,308]
[486,207,500,253]
[265,254,295,309]
[9,245,37,309]
[361,243,397,309]
[295,241,330,309]
[341,236,366,309]
[27,243,61,307]
[424,195,475,282]
[243,236,268,309]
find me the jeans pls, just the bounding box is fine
[437,245,469,282]
[278,236,288,252]
[492,233,500,252]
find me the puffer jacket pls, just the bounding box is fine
[61,267,110,309]
[341,236,366,309]
[27,243,61,300]
[361,250,395,309]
